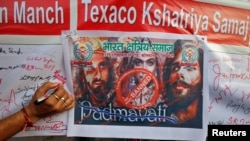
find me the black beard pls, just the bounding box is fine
[91,86,108,99]
[166,84,201,112]
[92,86,103,93]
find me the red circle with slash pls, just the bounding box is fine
[116,68,159,110]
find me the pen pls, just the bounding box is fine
[34,84,59,105]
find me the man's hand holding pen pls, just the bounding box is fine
[24,82,75,124]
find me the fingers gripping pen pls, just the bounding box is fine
[34,84,59,105]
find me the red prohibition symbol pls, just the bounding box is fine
[116,68,159,110]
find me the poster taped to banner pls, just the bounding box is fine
[62,30,208,141]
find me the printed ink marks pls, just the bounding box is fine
[73,42,93,61]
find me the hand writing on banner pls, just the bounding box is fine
[0,44,72,138]
[0,82,75,141]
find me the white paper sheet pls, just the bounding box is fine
[207,51,250,125]
[0,44,69,137]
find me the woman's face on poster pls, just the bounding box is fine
[133,54,157,81]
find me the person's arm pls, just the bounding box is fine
[0,82,75,141]
[0,108,29,140]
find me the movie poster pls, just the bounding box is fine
[62,31,207,141]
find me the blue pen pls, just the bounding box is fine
[34,84,59,105]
